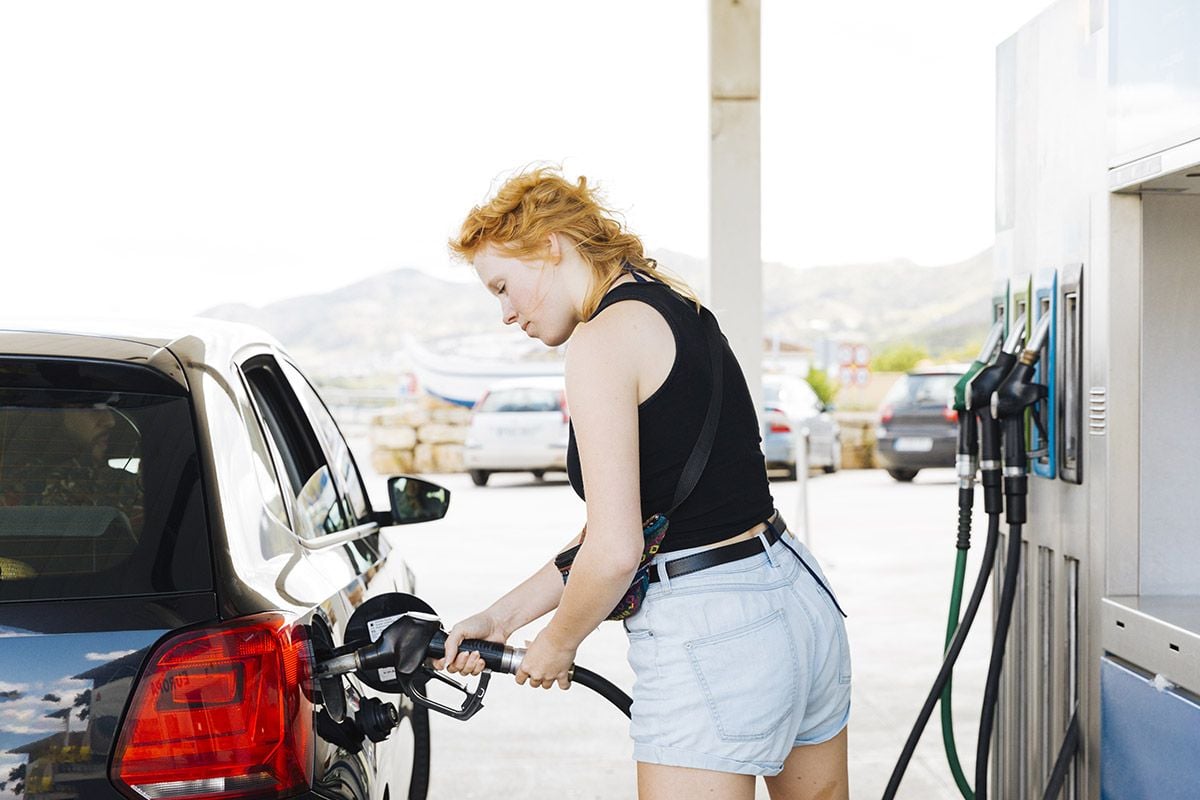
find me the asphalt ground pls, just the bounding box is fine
[360,459,994,800]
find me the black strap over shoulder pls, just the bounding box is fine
[555,275,726,575]
[594,267,725,518]
[666,307,723,516]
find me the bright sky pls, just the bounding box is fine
[0,1,1051,319]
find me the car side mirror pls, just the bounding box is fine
[387,477,450,525]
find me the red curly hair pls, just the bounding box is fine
[450,166,698,319]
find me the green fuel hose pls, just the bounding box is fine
[942,550,974,800]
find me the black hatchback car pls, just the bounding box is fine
[875,366,966,482]
[0,320,445,800]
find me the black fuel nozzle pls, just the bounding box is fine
[358,612,443,675]
[951,320,1007,548]
[954,320,1006,483]
[317,611,443,679]
[991,314,1051,524]
[315,592,635,725]
[315,611,509,722]
[966,314,1027,515]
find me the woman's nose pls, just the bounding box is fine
[500,298,518,325]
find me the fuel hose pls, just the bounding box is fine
[427,632,633,718]
[881,513,1000,799]
[941,549,974,799]
[942,411,979,800]
[973,520,1023,800]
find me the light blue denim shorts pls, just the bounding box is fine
[622,524,852,776]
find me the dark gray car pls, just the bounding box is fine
[874,367,966,482]
[0,320,445,800]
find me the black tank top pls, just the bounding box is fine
[566,277,774,553]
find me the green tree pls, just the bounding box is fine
[871,342,929,373]
[74,689,91,722]
[805,369,839,407]
[939,338,985,364]
[2,762,26,795]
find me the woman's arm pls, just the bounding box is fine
[516,306,649,687]
[445,302,662,685]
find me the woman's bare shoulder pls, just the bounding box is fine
[567,300,674,405]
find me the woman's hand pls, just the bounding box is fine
[434,611,508,677]
[515,628,577,690]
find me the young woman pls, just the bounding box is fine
[437,168,851,800]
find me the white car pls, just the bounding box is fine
[761,373,842,479]
[463,376,569,486]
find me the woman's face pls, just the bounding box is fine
[474,242,580,347]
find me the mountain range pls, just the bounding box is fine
[200,248,994,379]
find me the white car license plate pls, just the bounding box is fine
[893,437,933,453]
[496,425,537,437]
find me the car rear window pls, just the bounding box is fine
[476,388,562,413]
[764,379,818,409]
[883,373,961,407]
[0,360,212,602]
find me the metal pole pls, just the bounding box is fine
[709,0,762,414]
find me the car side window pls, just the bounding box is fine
[240,356,352,539]
[232,380,291,530]
[278,360,371,525]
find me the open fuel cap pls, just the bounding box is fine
[345,593,439,692]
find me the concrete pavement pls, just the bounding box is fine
[364,462,993,799]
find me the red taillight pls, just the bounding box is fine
[943,407,959,423]
[765,408,791,434]
[880,405,894,424]
[112,613,314,800]
[559,390,570,424]
[163,663,241,706]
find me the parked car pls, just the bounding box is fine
[0,319,445,800]
[875,365,967,481]
[761,373,841,479]
[463,376,569,486]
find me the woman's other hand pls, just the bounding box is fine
[515,628,577,690]
[434,611,508,676]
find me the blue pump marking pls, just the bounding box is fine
[1032,268,1057,479]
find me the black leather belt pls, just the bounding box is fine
[647,512,785,584]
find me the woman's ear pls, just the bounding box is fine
[546,233,562,265]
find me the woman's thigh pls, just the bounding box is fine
[763,727,850,800]
[637,762,756,800]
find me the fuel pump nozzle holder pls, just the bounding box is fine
[966,313,1027,515]
[991,313,1051,525]
[954,319,1007,500]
